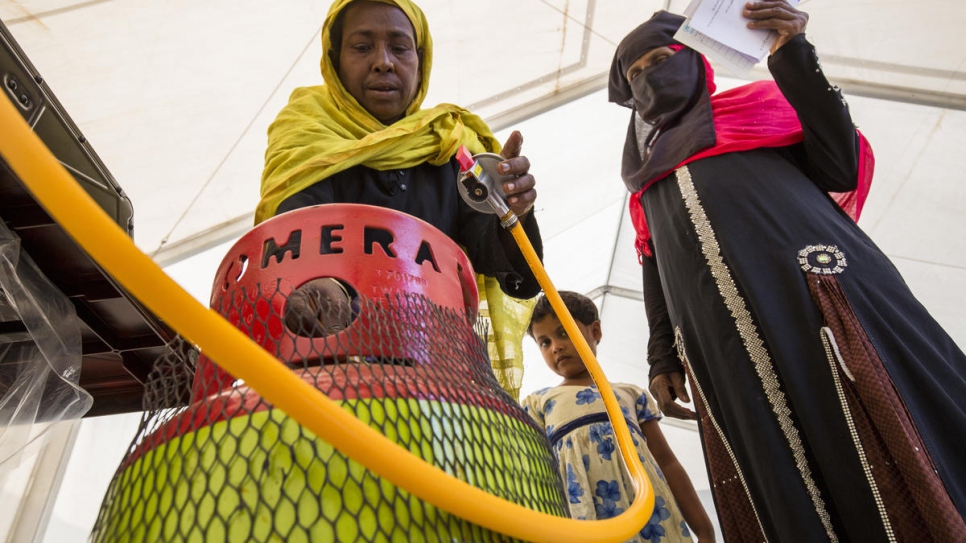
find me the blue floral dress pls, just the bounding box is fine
[522,384,693,542]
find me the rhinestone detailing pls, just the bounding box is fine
[799,244,847,275]
[676,166,838,542]
[675,327,768,539]
[820,327,897,542]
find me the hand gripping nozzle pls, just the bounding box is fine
[454,145,518,228]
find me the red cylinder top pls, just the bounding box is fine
[191,204,480,400]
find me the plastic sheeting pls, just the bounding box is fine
[0,220,91,477]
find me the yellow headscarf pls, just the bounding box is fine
[257,0,533,399]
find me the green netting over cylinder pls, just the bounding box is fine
[91,204,568,542]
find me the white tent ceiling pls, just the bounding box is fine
[3,1,966,540]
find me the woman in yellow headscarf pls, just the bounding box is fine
[258,0,542,399]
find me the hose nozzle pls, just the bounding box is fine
[455,146,517,228]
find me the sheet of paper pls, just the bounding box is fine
[673,22,758,76]
[687,0,776,59]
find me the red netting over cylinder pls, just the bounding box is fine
[91,204,568,542]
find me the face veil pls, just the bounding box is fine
[608,11,716,195]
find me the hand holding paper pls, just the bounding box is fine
[673,0,803,76]
[743,0,809,54]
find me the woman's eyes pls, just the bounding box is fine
[627,53,671,81]
[348,42,412,56]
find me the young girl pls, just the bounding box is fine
[522,291,715,543]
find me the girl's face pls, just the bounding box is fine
[531,315,601,383]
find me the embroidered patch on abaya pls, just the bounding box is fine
[798,244,847,275]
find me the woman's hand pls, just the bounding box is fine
[497,130,537,218]
[649,371,697,420]
[284,277,355,337]
[744,1,808,54]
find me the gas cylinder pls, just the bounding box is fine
[92,204,568,542]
